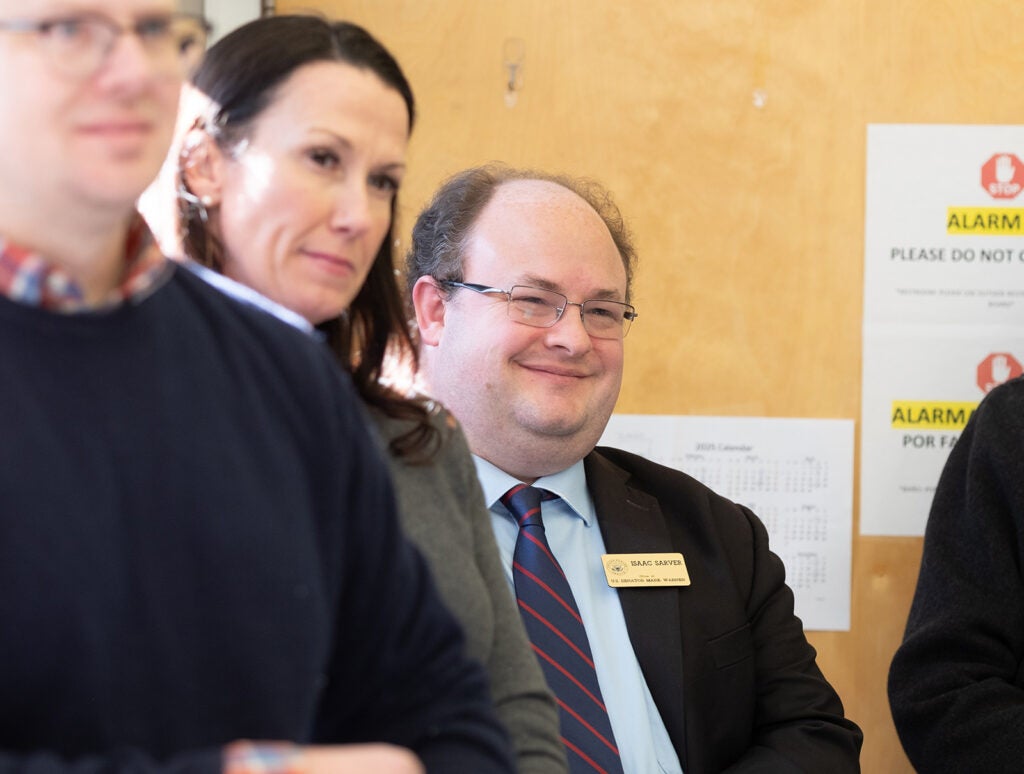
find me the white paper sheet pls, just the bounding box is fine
[599,415,854,632]
[861,125,1024,535]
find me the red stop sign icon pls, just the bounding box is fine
[981,153,1024,199]
[978,352,1023,393]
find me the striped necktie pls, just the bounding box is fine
[502,484,624,774]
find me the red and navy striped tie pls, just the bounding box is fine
[502,484,624,774]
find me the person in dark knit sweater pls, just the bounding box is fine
[0,1,513,773]
[889,375,1024,772]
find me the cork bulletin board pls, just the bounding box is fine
[276,2,1024,769]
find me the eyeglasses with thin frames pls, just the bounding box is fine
[440,281,638,340]
[0,12,212,80]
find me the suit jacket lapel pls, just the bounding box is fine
[584,450,689,769]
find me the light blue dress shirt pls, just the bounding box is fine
[474,455,684,774]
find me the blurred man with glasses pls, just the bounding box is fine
[408,164,862,774]
[0,4,515,774]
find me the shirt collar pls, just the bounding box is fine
[472,454,594,526]
[0,214,170,312]
[182,260,316,335]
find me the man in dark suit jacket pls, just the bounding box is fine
[407,163,862,773]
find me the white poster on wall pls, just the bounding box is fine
[599,415,854,631]
[861,124,1024,535]
[204,0,261,42]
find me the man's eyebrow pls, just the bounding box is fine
[517,275,559,291]
[517,275,624,301]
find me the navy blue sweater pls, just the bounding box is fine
[0,264,512,773]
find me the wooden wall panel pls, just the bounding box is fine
[277,2,1024,770]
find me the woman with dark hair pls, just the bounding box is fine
[165,15,566,774]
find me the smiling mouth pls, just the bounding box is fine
[521,363,589,379]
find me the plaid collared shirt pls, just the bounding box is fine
[0,215,170,312]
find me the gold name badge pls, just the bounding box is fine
[601,552,691,588]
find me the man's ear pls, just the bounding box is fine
[412,275,448,346]
[180,128,226,207]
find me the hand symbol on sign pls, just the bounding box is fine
[996,154,1016,184]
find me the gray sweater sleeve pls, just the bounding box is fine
[372,407,568,774]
